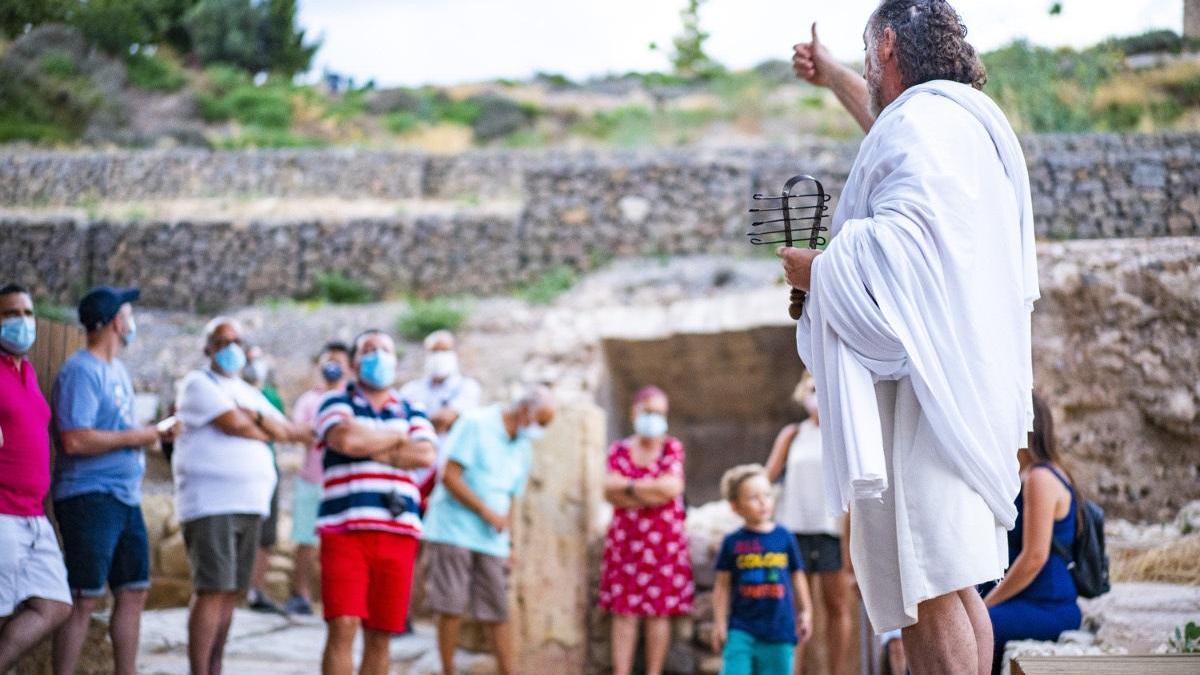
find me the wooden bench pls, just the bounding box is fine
[1012,654,1200,674]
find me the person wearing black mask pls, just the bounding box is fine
[285,341,351,615]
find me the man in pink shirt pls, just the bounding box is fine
[0,284,72,671]
[285,340,351,616]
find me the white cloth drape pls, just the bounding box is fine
[796,79,1038,530]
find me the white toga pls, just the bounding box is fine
[795,80,1039,632]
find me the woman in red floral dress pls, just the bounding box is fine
[598,386,694,675]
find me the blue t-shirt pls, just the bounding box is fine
[422,405,532,558]
[52,350,145,505]
[715,524,805,644]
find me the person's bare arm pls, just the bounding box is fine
[792,570,814,644]
[256,412,314,444]
[442,460,507,531]
[765,423,799,483]
[602,472,643,509]
[429,407,460,435]
[630,474,684,506]
[793,22,874,133]
[984,469,1060,607]
[59,426,160,456]
[324,418,406,458]
[376,438,436,471]
[711,571,731,653]
[210,408,272,442]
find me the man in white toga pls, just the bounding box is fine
[779,2,1038,673]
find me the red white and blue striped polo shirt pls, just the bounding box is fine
[315,382,437,538]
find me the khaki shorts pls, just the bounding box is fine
[182,514,261,593]
[421,541,509,622]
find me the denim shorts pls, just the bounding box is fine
[54,492,150,597]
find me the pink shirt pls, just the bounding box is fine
[0,357,52,516]
[292,388,327,484]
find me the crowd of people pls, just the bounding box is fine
[0,282,557,675]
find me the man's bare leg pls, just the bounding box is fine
[957,588,992,675]
[483,620,516,675]
[0,600,72,672]
[208,593,239,675]
[821,570,854,675]
[187,592,226,675]
[52,594,99,675]
[322,616,359,675]
[110,588,148,675]
[900,590,977,675]
[361,628,392,675]
[436,614,462,675]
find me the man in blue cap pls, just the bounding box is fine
[50,286,175,675]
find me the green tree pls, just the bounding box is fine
[261,0,318,76]
[184,0,316,75]
[0,0,72,37]
[668,0,722,80]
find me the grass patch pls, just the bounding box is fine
[384,111,420,135]
[395,298,467,341]
[39,50,77,78]
[517,266,577,305]
[126,52,186,92]
[308,271,376,304]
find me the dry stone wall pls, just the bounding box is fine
[1,133,1198,310]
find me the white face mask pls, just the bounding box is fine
[426,350,459,380]
[634,412,668,439]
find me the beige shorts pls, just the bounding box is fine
[421,541,509,622]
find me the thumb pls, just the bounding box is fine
[811,22,820,47]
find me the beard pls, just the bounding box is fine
[867,73,884,118]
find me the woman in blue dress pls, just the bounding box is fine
[982,394,1082,672]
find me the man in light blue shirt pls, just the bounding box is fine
[421,386,555,675]
[51,286,174,675]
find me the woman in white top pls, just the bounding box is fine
[765,374,853,675]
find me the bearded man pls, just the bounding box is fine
[780,2,1039,672]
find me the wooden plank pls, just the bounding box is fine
[1013,654,1200,675]
[30,318,85,402]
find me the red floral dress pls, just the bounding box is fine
[597,437,694,616]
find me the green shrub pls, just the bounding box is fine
[384,111,420,135]
[438,98,482,126]
[517,266,577,305]
[574,106,654,146]
[33,301,75,324]
[199,78,293,128]
[39,50,76,78]
[309,272,375,304]
[395,298,466,341]
[126,52,186,91]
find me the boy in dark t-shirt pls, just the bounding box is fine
[712,463,813,675]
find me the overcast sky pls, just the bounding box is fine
[297,0,1184,87]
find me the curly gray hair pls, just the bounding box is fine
[870,0,987,90]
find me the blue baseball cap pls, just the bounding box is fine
[78,286,140,331]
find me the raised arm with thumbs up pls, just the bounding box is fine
[792,22,876,133]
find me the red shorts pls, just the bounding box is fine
[320,530,418,633]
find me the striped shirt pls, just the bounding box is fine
[315,382,437,537]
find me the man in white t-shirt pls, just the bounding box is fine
[173,317,312,675]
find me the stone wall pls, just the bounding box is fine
[1033,237,1200,521]
[2,133,1198,310]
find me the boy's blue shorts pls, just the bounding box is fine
[720,628,794,675]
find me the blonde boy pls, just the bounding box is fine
[712,464,813,675]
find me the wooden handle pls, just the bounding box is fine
[788,288,806,320]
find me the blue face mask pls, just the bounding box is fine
[120,315,137,347]
[359,350,397,389]
[0,316,36,355]
[213,343,247,376]
[320,361,343,384]
[634,412,668,439]
[519,423,546,443]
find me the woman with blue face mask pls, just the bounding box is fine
[598,386,694,675]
